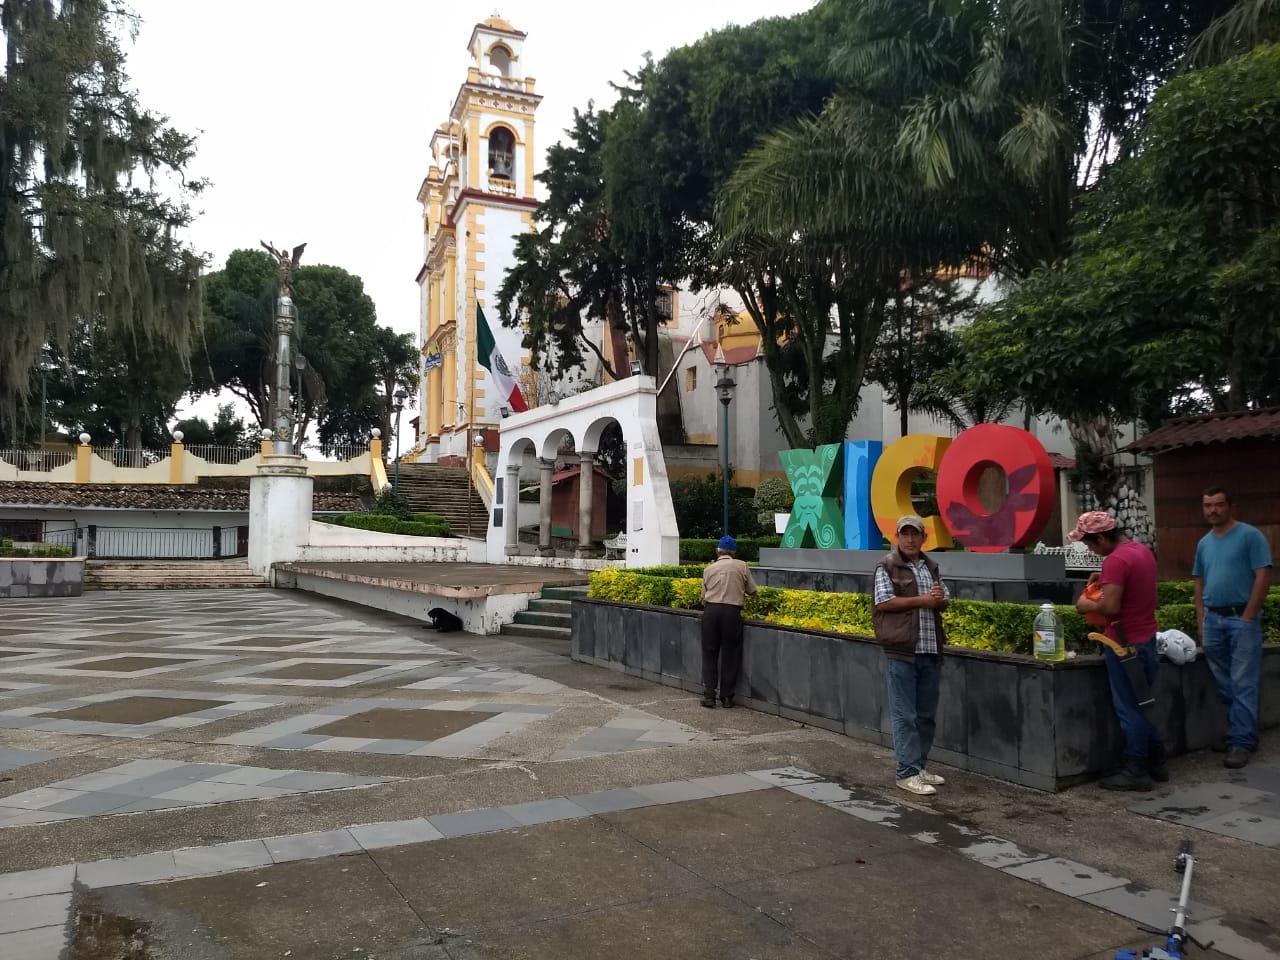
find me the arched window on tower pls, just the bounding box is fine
[489,45,513,77]
[488,127,515,181]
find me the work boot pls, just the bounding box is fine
[1214,736,1257,754]
[1148,742,1170,783]
[1100,761,1153,792]
[1224,748,1249,769]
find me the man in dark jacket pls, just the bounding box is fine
[872,515,950,796]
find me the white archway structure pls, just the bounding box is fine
[486,376,679,567]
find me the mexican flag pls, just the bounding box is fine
[476,305,528,413]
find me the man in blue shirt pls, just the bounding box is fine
[1193,487,1273,769]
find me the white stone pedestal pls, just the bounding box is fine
[248,456,313,581]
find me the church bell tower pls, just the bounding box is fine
[416,13,540,464]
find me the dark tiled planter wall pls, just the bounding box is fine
[571,599,1279,791]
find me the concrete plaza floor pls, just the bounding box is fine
[0,587,1275,959]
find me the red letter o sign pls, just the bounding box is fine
[935,424,1055,553]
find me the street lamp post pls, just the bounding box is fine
[393,389,407,495]
[713,351,736,538]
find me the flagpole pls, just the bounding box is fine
[468,301,478,537]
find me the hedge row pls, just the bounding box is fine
[318,512,451,538]
[679,536,781,563]
[586,569,1280,655]
[0,538,72,558]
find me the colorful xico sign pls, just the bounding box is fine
[779,424,1056,554]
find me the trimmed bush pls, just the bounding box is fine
[631,564,708,578]
[0,537,72,558]
[318,514,451,538]
[1157,581,1195,605]
[679,536,780,563]
[584,569,1278,657]
[753,477,794,529]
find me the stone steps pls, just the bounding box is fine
[390,464,488,534]
[85,560,267,591]
[497,584,587,644]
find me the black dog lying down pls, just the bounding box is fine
[427,607,463,632]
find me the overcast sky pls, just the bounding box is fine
[123,0,819,348]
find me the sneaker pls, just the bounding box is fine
[1224,748,1249,769]
[700,696,716,709]
[896,774,937,796]
[719,696,735,709]
[917,770,946,786]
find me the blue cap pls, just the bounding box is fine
[718,535,737,552]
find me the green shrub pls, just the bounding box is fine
[670,472,760,538]
[1157,581,1195,605]
[320,513,450,538]
[753,477,794,529]
[585,569,1280,655]
[670,578,704,608]
[373,488,411,518]
[631,564,707,578]
[679,536,780,563]
[586,568,674,606]
[0,538,72,559]
[1156,603,1198,639]
[407,512,448,526]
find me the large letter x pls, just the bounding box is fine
[779,445,844,549]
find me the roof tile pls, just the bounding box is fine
[1125,407,1280,453]
[0,481,360,513]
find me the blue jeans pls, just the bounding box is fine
[1202,611,1263,751]
[1103,641,1162,763]
[885,654,942,779]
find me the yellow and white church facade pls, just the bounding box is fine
[414,15,539,465]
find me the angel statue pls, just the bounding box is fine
[260,241,307,300]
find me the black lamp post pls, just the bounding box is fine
[713,351,736,538]
[393,388,407,494]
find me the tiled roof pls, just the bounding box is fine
[1125,407,1280,453]
[0,481,360,513]
[1048,452,1076,470]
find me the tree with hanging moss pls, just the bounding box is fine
[0,0,205,432]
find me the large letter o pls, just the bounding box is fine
[935,424,1054,553]
[870,434,953,549]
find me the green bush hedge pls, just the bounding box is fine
[587,569,1280,656]
[679,536,781,563]
[318,513,451,538]
[1156,581,1194,605]
[0,537,72,558]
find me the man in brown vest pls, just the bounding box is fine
[699,535,758,708]
[872,514,950,796]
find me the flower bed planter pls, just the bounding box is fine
[0,557,85,598]
[570,598,1279,791]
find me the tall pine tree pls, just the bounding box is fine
[0,0,204,435]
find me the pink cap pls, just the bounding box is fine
[1066,510,1117,541]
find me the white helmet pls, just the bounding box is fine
[1156,629,1197,665]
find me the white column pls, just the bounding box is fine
[537,457,555,557]
[505,463,521,556]
[576,451,595,558]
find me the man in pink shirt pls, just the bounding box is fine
[1072,510,1164,791]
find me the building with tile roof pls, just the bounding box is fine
[1125,408,1280,579]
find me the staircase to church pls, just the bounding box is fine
[391,462,489,537]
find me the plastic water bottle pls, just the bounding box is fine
[1033,603,1065,662]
